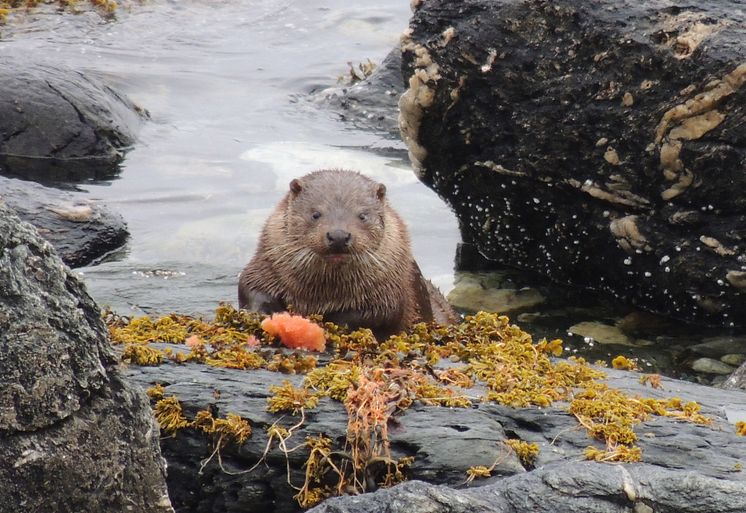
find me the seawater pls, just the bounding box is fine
[2,0,459,315]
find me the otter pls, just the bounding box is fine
[238,169,455,339]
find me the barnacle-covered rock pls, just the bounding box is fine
[0,203,171,512]
[401,0,746,328]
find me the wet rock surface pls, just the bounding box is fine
[0,56,137,266]
[311,48,404,137]
[724,360,746,391]
[125,356,746,513]
[400,0,746,328]
[308,465,746,513]
[0,55,144,182]
[1,176,128,268]
[0,203,172,512]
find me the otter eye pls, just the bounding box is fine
[358,212,368,222]
[311,211,321,220]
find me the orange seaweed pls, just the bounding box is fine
[262,313,326,352]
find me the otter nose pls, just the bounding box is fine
[326,229,352,252]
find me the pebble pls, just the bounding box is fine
[720,354,746,367]
[447,273,544,314]
[690,336,746,358]
[568,321,652,347]
[690,357,736,375]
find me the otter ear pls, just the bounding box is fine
[289,178,303,196]
[375,183,386,201]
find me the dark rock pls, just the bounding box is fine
[454,242,498,271]
[0,203,172,512]
[399,0,746,328]
[125,354,746,513]
[1,176,128,267]
[311,48,405,137]
[687,335,746,359]
[0,56,145,183]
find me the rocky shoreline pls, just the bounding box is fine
[2,1,745,512]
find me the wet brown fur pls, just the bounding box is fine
[238,169,455,339]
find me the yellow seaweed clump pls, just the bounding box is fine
[571,385,642,449]
[191,410,252,446]
[109,314,189,344]
[107,304,321,373]
[266,353,318,374]
[571,384,712,462]
[503,439,539,467]
[149,391,253,470]
[0,0,116,23]
[466,438,539,483]
[466,465,493,482]
[736,421,746,437]
[153,396,189,435]
[146,383,165,401]
[294,436,335,509]
[304,361,362,401]
[121,343,164,366]
[267,380,319,415]
[450,314,603,408]
[611,355,639,371]
[205,344,267,370]
[584,444,642,463]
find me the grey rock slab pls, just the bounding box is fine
[309,464,746,513]
[124,353,746,513]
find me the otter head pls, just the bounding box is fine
[285,170,388,265]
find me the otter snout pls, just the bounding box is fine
[326,229,352,253]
